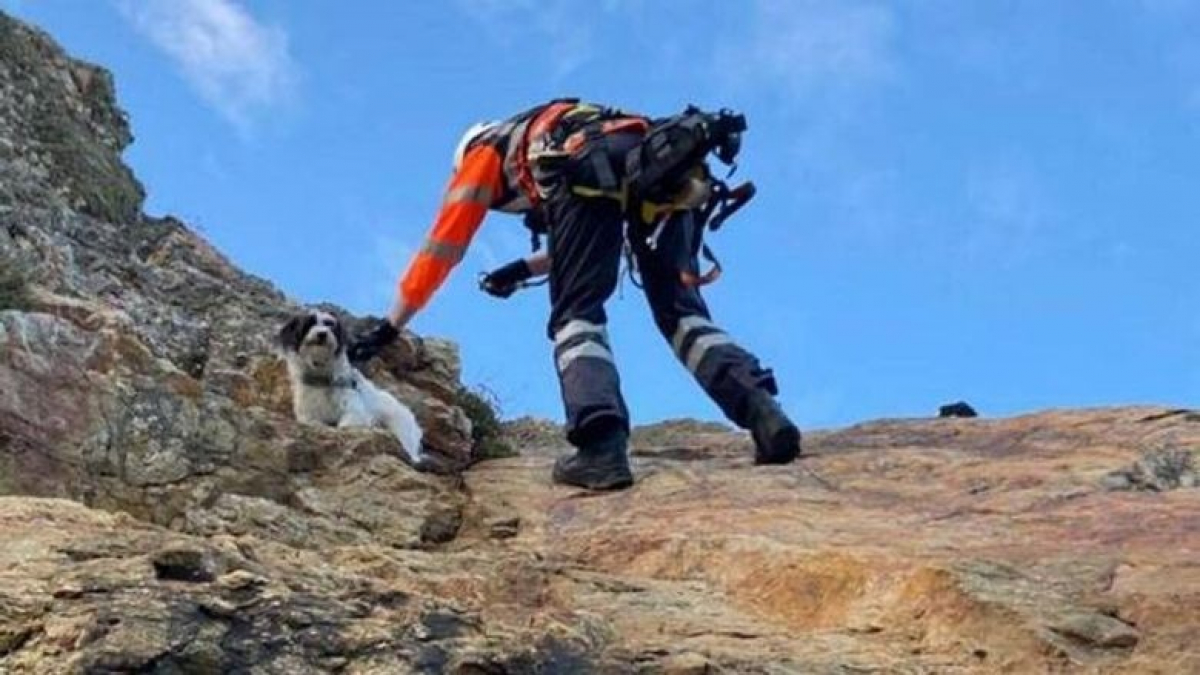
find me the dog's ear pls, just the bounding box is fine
[277,314,311,352]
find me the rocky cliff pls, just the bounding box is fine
[2,11,1199,674]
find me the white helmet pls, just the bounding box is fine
[453,120,499,171]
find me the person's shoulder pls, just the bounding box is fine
[460,143,504,172]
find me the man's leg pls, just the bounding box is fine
[543,185,633,489]
[635,210,801,463]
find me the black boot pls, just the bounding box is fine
[553,429,634,491]
[747,391,802,465]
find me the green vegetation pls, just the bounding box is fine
[0,253,33,311]
[456,385,517,461]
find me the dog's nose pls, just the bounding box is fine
[313,332,327,344]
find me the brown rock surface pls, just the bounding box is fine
[3,409,1199,672]
[2,9,1199,674]
[452,407,1200,673]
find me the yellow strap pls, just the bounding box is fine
[569,182,692,221]
[570,185,617,198]
[570,183,629,212]
[562,104,602,121]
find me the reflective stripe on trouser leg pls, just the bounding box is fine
[668,314,776,427]
[671,315,734,376]
[554,319,613,372]
[553,318,627,444]
[635,213,779,429]
[545,174,631,446]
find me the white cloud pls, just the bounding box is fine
[116,0,297,130]
[723,0,898,100]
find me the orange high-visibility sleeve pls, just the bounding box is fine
[398,145,504,313]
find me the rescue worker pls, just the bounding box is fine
[349,99,802,490]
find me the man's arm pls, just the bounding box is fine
[389,144,504,328]
[349,145,503,363]
[479,250,552,298]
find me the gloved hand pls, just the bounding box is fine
[479,259,533,299]
[347,319,399,363]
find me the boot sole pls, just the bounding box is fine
[559,476,634,491]
[755,424,802,465]
[552,458,635,491]
[552,473,634,491]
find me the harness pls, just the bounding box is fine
[469,99,650,251]
[474,99,650,215]
[630,177,757,289]
[474,101,754,283]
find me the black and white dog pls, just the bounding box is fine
[277,311,423,463]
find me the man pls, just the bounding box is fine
[349,99,801,490]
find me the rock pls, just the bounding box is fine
[0,498,598,673]
[151,545,217,583]
[0,0,477,596]
[486,516,521,540]
[406,336,465,403]
[454,406,1200,673]
[2,9,1200,675]
[0,13,143,222]
[632,418,732,446]
[1104,447,1198,492]
[215,570,266,592]
[939,400,979,418]
[1047,612,1140,650]
[419,609,480,641]
[661,651,713,674]
[420,505,465,546]
[0,11,481,473]
[1100,472,1133,491]
[504,416,564,450]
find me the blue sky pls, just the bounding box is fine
[5,0,1198,429]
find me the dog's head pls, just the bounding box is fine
[277,310,348,366]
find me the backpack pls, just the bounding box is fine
[624,106,747,204]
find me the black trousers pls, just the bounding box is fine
[543,138,777,447]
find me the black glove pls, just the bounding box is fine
[347,320,399,363]
[479,259,533,299]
